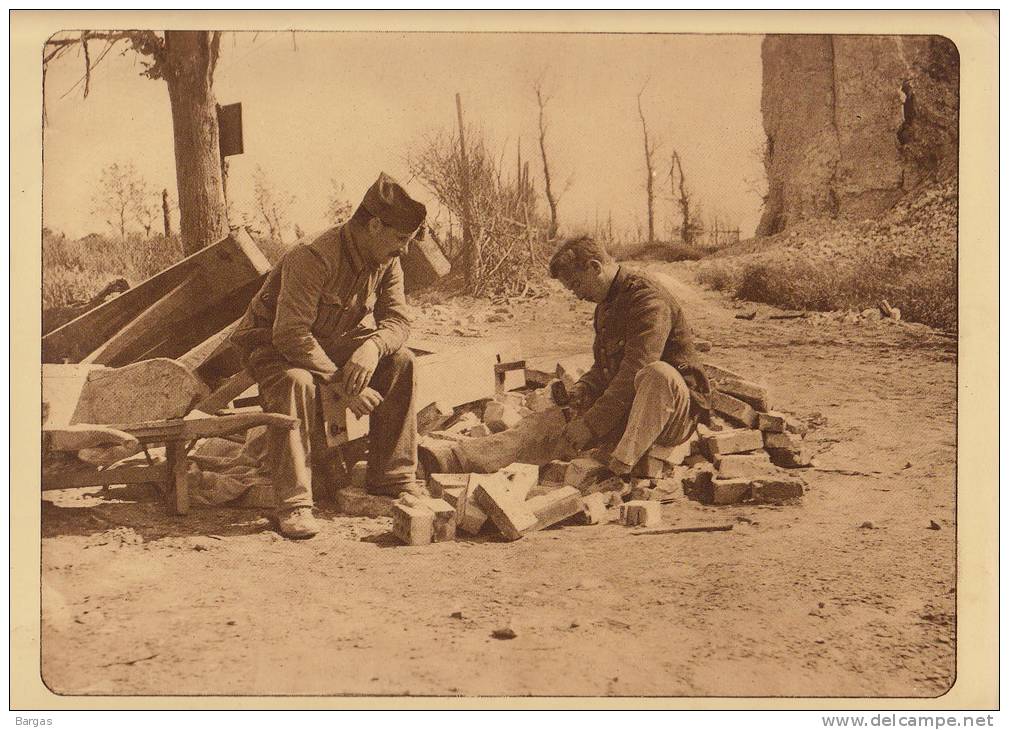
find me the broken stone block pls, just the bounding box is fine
[483,400,523,433]
[681,464,717,502]
[712,452,776,479]
[555,356,592,392]
[473,475,538,540]
[712,390,759,428]
[701,428,764,456]
[565,457,609,491]
[682,453,710,467]
[417,400,454,433]
[714,377,770,412]
[71,358,210,425]
[467,423,492,438]
[703,478,753,505]
[763,431,802,450]
[525,486,583,532]
[439,475,490,535]
[702,362,745,383]
[694,338,712,352]
[392,502,436,545]
[541,460,570,485]
[750,476,805,502]
[620,500,662,527]
[428,472,470,498]
[580,492,609,525]
[631,454,665,479]
[767,448,814,469]
[524,387,556,413]
[500,462,539,501]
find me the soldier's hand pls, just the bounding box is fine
[342,339,380,396]
[347,387,383,418]
[555,418,593,459]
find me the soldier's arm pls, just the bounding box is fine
[370,257,411,356]
[271,247,339,380]
[579,287,672,438]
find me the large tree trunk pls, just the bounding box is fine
[161,31,228,256]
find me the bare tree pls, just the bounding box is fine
[636,86,660,243]
[326,179,354,226]
[45,30,229,255]
[533,79,560,238]
[408,126,551,297]
[253,166,296,246]
[670,150,700,245]
[91,162,152,241]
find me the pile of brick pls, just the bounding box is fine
[392,459,682,545]
[678,362,812,505]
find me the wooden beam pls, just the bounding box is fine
[41,459,167,491]
[42,229,270,364]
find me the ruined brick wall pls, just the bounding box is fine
[757,34,959,236]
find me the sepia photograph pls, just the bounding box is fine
[11,10,999,709]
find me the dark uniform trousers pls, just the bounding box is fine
[248,331,417,514]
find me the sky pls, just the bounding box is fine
[42,31,766,241]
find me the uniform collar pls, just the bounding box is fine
[603,266,627,303]
[340,222,374,274]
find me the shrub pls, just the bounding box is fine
[695,262,738,292]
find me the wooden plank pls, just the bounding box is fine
[41,459,167,491]
[114,413,297,442]
[42,230,270,364]
[165,441,190,515]
[194,370,256,414]
[43,424,137,452]
[81,274,199,365]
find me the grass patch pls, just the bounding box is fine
[697,251,956,331]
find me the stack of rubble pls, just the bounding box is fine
[679,362,812,505]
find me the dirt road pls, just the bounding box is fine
[40,261,957,698]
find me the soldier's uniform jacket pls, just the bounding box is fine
[228,223,410,380]
[578,266,711,439]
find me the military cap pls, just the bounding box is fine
[360,172,427,235]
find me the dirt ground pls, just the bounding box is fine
[40,260,957,698]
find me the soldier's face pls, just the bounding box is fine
[558,263,605,302]
[365,218,413,265]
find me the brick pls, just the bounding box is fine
[524,387,555,413]
[648,440,693,466]
[472,476,537,540]
[712,390,759,428]
[392,502,435,545]
[525,486,583,532]
[631,455,665,478]
[702,428,764,456]
[763,431,803,451]
[400,494,458,542]
[541,460,570,485]
[580,492,609,524]
[427,473,469,498]
[767,448,813,469]
[703,478,752,505]
[467,423,492,438]
[716,378,770,412]
[681,465,716,502]
[712,453,776,479]
[565,457,608,491]
[500,463,539,501]
[417,400,454,433]
[620,500,662,527]
[682,453,710,467]
[757,411,787,433]
[750,476,805,502]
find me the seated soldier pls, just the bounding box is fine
[229,173,427,539]
[419,235,710,478]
